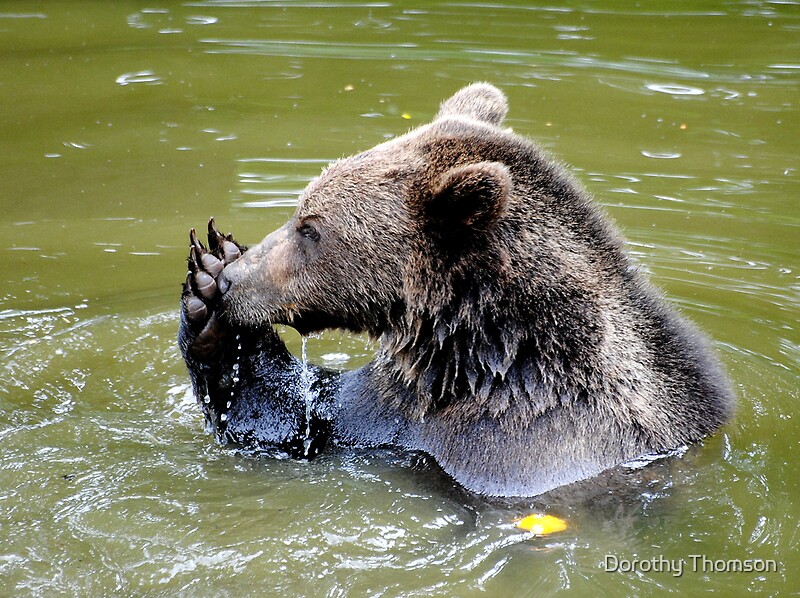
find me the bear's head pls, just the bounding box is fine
[220,83,604,420]
[220,83,522,338]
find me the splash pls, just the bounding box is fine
[299,336,318,457]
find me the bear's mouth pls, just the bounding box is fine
[282,309,332,336]
[222,289,369,338]
[282,306,379,338]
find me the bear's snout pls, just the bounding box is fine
[214,225,300,328]
[217,251,257,298]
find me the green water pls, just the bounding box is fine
[1,1,798,595]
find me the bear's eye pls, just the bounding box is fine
[297,222,320,242]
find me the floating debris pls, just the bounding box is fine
[515,513,568,536]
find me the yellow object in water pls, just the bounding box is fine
[515,513,568,535]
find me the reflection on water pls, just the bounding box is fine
[235,157,328,209]
[0,0,798,595]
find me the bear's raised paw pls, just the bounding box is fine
[181,218,246,359]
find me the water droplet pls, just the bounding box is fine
[233,363,239,371]
[226,401,231,408]
[204,394,211,404]
[220,413,228,422]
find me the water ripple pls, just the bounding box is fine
[115,70,163,86]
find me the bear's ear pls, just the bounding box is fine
[435,83,508,126]
[422,161,511,236]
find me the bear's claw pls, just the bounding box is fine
[208,218,243,263]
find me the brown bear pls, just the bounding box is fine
[179,83,734,497]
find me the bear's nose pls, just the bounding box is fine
[217,271,231,295]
